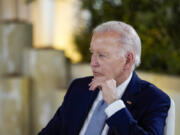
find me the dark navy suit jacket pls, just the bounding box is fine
[38,72,170,135]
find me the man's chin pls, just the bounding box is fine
[93,75,114,81]
[93,75,105,79]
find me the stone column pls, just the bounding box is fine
[16,0,33,21]
[32,0,55,46]
[31,88,65,135]
[0,0,17,20]
[0,0,18,21]
[0,22,32,75]
[22,48,68,89]
[0,76,30,135]
[22,48,68,134]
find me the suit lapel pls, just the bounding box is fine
[74,87,99,135]
[121,72,141,111]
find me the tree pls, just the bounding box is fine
[75,0,180,75]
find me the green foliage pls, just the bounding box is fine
[75,0,180,75]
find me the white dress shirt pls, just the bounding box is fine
[79,73,133,135]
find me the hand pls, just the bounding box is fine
[89,77,118,104]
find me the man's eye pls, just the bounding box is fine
[99,54,105,57]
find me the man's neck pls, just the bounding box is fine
[116,70,133,86]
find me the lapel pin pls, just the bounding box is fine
[126,100,132,105]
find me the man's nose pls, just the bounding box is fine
[90,55,99,67]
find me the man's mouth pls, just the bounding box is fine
[93,71,102,76]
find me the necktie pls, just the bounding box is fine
[84,99,108,135]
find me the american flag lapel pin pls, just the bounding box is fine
[126,100,132,105]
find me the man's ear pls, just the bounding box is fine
[124,52,134,70]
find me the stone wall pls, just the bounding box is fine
[0,22,69,135]
[0,77,30,135]
[0,23,32,75]
[22,48,69,135]
[0,22,32,135]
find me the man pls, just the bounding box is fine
[38,21,170,135]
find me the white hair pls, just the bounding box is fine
[93,21,141,69]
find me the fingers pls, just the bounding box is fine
[89,77,116,91]
[89,78,103,91]
[102,79,118,104]
[89,78,118,104]
[89,77,105,91]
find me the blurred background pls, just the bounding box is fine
[0,0,179,135]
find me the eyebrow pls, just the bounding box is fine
[89,48,109,54]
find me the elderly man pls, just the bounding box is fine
[38,21,170,135]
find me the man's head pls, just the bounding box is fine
[90,21,141,85]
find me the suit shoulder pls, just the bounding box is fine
[69,76,93,87]
[140,79,170,102]
[63,76,93,103]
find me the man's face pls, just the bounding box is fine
[90,32,127,82]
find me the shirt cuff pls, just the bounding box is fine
[105,100,125,118]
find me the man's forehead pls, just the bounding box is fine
[91,32,122,46]
[90,39,121,54]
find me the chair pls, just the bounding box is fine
[164,98,175,135]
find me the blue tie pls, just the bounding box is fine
[84,99,108,135]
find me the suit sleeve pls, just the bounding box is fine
[106,91,170,135]
[38,80,76,135]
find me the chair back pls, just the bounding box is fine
[164,98,175,135]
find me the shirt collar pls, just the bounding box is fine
[97,72,133,101]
